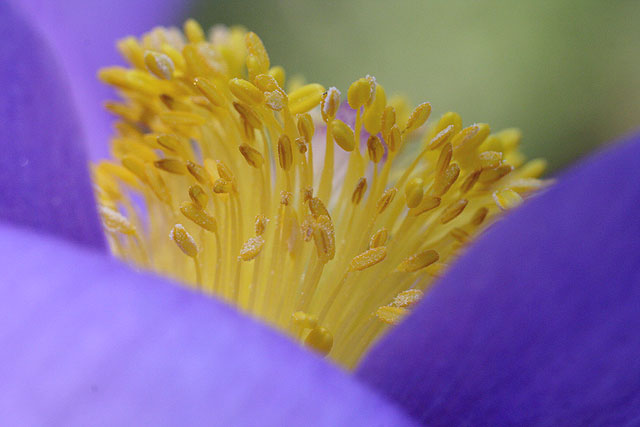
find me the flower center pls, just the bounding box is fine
[93,20,546,369]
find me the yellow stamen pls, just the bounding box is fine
[94,20,545,369]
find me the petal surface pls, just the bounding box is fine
[0,2,104,248]
[357,133,640,425]
[11,0,188,159]
[0,223,415,426]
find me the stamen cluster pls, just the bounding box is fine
[94,20,546,368]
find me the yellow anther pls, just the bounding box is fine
[459,170,481,194]
[363,84,387,134]
[304,326,333,356]
[409,195,441,216]
[292,311,318,329]
[229,78,264,105]
[405,178,424,208]
[397,249,439,273]
[330,120,356,152]
[469,207,489,226]
[280,191,292,206]
[277,135,293,171]
[376,306,408,325]
[186,161,210,185]
[215,160,235,183]
[189,185,208,208]
[213,178,233,194]
[254,73,280,92]
[391,289,424,308]
[156,134,184,154]
[404,102,431,133]
[381,105,396,138]
[170,224,198,258]
[154,158,187,175]
[479,151,503,169]
[493,188,523,210]
[184,19,205,43]
[264,91,286,111]
[268,65,286,88]
[377,188,398,214]
[160,111,206,127]
[288,83,325,115]
[99,206,136,235]
[116,37,145,69]
[434,112,463,136]
[233,102,262,129]
[143,51,174,80]
[367,135,384,163]
[351,177,368,205]
[387,124,402,152]
[495,128,522,151]
[321,87,341,122]
[180,202,218,232]
[440,199,469,224]
[245,32,270,75]
[297,113,315,142]
[239,144,265,168]
[121,155,147,183]
[518,158,547,179]
[435,143,453,176]
[312,215,335,262]
[428,124,455,150]
[431,163,460,196]
[193,77,225,107]
[255,214,268,235]
[451,124,480,148]
[303,187,314,203]
[239,236,265,261]
[347,77,375,109]
[350,246,387,271]
[369,228,389,249]
[295,137,307,154]
[509,178,545,193]
[478,164,513,184]
[309,197,330,218]
[161,43,186,72]
[450,227,470,243]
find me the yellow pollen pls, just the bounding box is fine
[94,20,547,369]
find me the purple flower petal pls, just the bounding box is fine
[357,132,640,425]
[0,223,416,426]
[0,2,104,248]
[11,0,188,159]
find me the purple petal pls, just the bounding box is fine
[0,2,104,248]
[0,223,416,426]
[11,0,188,159]
[357,132,640,425]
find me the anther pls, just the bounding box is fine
[143,51,174,80]
[351,178,368,205]
[439,199,468,224]
[154,158,187,175]
[428,124,455,150]
[376,306,408,325]
[312,215,335,262]
[435,143,453,176]
[295,137,307,154]
[381,105,396,138]
[170,224,198,258]
[288,83,325,115]
[367,135,384,163]
[369,228,389,248]
[409,195,441,216]
[213,178,233,194]
[277,135,293,171]
[405,178,424,208]
[321,87,341,122]
[347,77,375,109]
[233,102,262,129]
[309,197,330,218]
[229,78,264,105]
[188,185,208,208]
[493,188,523,210]
[193,77,225,107]
[331,120,356,152]
[387,124,402,152]
[304,327,333,356]
[255,214,268,235]
[239,236,265,261]
[376,188,398,214]
[396,249,439,272]
[239,144,265,168]
[404,102,431,133]
[469,207,489,226]
[99,206,136,235]
[280,191,292,206]
[391,289,424,308]
[431,163,460,196]
[350,246,387,271]
[184,19,205,43]
[245,32,270,75]
[297,113,315,142]
[186,161,211,185]
[180,202,218,232]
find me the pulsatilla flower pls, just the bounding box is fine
[94,20,546,367]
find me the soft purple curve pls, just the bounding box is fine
[11,0,189,160]
[0,2,104,249]
[357,133,640,425]
[0,223,416,427]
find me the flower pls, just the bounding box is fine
[93,20,545,368]
[2,1,640,425]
